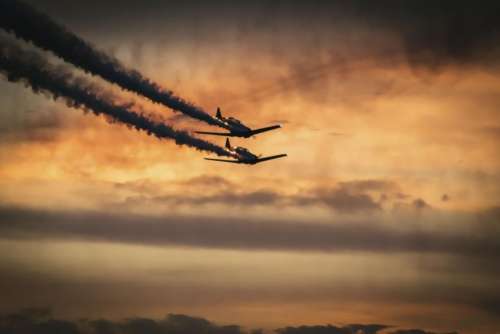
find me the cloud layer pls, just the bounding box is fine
[0,309,457,334]
[0,205,498,258]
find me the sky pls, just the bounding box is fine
[0,1,499,333]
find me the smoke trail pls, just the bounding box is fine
[0,0,227,128]
[0,39,234,158]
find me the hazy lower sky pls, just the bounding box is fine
[0,1,499,334]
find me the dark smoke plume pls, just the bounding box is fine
[0,0,226,128]
[0,39,233,157]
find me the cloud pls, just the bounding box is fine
[0,107,68,143]
[395,2,500,70]
[390,330,457,334]
[276,324,389,334]
[117,177,398,214]
[0,308,79,334]
[412,199,430,210]
[290,180,399,214]
[45,1,500,71]
[179,175,234,188]
[150,189,281,207]
[296,188,382,213]
[0,205,499,258]
[0,310,246,334]
[0,310,458,334]
[337,180,399,193]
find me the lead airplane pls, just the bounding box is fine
[196,107,281,138]
[205,138,287,165]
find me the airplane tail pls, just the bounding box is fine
[225,138,232,150]
[216,107,222,119]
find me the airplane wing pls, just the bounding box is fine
[204,158,242,163]
[255,154,287,163]
[249,125,281,136]
[195,131,235,136]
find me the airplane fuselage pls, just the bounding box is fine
[196,108,281,138]
[220,117,254,137]
[233,146,259,164]
[204,138,286,165]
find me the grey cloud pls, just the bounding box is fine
[5,0,497,119]
[294,180,400,214]
[299,188,382,213]
[0,311,245,334]
[126,186,381,213]
[18,1,500,72]
[118,177,395,214]
[152,189,280,207]
[0,310,458,334]
[0,205,499,258]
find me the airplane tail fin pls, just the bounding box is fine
[216,107,222,119]
[225,138,231,150]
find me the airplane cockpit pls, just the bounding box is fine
[227,117,241,124]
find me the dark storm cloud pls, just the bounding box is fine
[1,205,499,258]
[395,2,500,70]
[0,37,232,157]
[16,0,500,72]
[0,310,457,334]
[0,0,224,128]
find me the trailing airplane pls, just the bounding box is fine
[196,107,281,138]
[205,138,287,165]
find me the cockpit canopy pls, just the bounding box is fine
[228,117,241,124]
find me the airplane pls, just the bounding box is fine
[205,138,287,165]
[196,107,281,138]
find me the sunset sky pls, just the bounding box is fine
[0,1,499,334]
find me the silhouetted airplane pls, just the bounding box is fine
[205,138,287,165]
[196,107,281,138]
